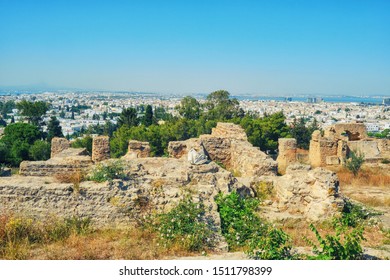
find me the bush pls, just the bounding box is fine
[215,191,294,259]
[153,198,216,252]
[29,140,51,161]
[345,150,364,176]
[88,160,126,182]
[305,220,365,260]
[246,227,293,260]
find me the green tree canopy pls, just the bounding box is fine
[142,105,155,127]
[117,107,139,128]
[289,118,320,150]
[29,140,51,161]
[0,123,42,166]
[205,90,244,120]
[16,100,48,126]
[47,116,64,142]
[176,96,201,120]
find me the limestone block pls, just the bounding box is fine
[92,136,110,162]
[326,156,340,165]
[211,122,248,141]
[125,140,150,159]
[347,140,381,159]
[277,138,297,173]
[51,137,70,158]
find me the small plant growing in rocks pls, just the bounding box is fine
[88,160,126,182]
[153,197,216,252]
[345,150,364,177]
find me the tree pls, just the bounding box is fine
[289,118,320,150]
[205,90,244,120]
[16,100,48,126]
[142,105,154,127]
[0,123,42,166]
[47,116,63,142]
[0,118,6,127]
[71,136,93,154]
[117,107,139,128]
[103,120,117,137]
[29,140,51,161]
[345,150,364,176]
[59,111,65,118]
[177,96,201,120]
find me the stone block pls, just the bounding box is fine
[92,136,110,162]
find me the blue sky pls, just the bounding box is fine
[0,0,389,95]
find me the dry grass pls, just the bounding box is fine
[280,219,386,249]
[347,195,390,208]
[55,171,85,192]
[28,228,197,260]
[336,166,390,188]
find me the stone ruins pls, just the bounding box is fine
[1,123,346,234]
[277,122,390,171]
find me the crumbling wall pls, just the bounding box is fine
[277,138,297,174]
[20,148,92,176]
[211,122,248,141]
[123,140,151,159]
[92,136,110,162]
[347,141,381,159]
[266,164,344,222]
[377,139,390,159]
[168,123,277,176]
[324,123,367,141]
[51,137,70,158]
[309,130,338,167]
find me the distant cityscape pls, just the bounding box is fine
[0,90,389,138]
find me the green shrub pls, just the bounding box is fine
[246,226,293,260]
[215,191,294,259]
[215,191,265,250]
[345,150,364,176]
[305,220,365,260]
[88,160,126,182]
[341,200,375,227]
[154,198,216,252]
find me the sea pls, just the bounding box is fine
[232,95,388,104]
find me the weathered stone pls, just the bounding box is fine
[326,156,341,165]
[262,164,344,222]
[123,140,151,159]
[309,136,338,167]
[51,137,70,158]
[347,140,381,159]
[324,123,367,141]
[277,138,297,174]
[211,122,248,141]
[92,136,110,162]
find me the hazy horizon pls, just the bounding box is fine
[1,1,389,96]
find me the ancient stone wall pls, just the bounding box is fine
[376,139,390,159]
[51,137,70,158]
[123,140,151,159]
[92,136,110,162]
[168,123,277,176]
[230,140,277,177]
[263,164,344,222]
[347,140,381,159]
[276,138,297,174]
[211,122,248,141]
[20,148,92,176]
[309,131,338,167]
[2,159,240,230]
[324,123,367,141]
